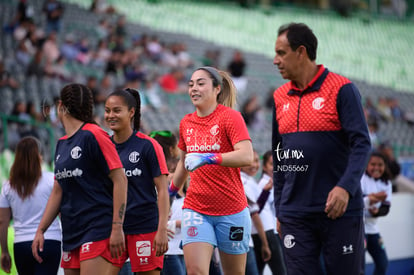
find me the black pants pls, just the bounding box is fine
[14,240,62,275]
[279,216,364,275]
[252,230,287,275]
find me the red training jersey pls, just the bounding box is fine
[178,104,250,215]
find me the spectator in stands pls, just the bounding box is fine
[114,15,127,38]
[146,35,163,63]
[16,39,33,67]
[161,42,181,68]
[22,26,42,56]
[367,119,381,148]
[240,150,272,275]
[86,75,105,107]
[272,23,371,275]
[240,94,266,131]
[124,63,146,86]
[176,42,194,69]
[7,0,34,31]
[378,141,401,182]
[169,66,254,274]
[264,86,276,110]
[201,48,221,68]
[388,97,405,121]
[141,76,166,112]
[361,151,392,275]
[254,150,287,275]
[44,54,72,82]
[122,62,147,101]
[162,42,194,69]
[96,18,111,40]
[42,31,60,65]
[104,88,169,274]
[377,96,393,122]
[158,67,187,94]
[9,101,37,142]
[0,60,20,89]
[26,101,43,122]
[32,83,128,275]
[364,97,382,124]
[90,0,117,14]
[26,48,45,78]
[91,39,112,69]
[99,73,115,99]
[0,136,62,275]
[42,0,64,34]
[75,37,93,65]
[12,16,36,43]
[60,33,79,62]
[105,50,124,76]
[227,49,248,94]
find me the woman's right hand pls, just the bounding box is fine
[31,231,45,263]
[1,252,11,273]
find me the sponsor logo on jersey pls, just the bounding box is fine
[136,241,151,257]
[71,146,82,159]
[55,168,83,180]
[186,125,221,152]
[187,142,220,152]
[312,97,325,110]
[284,234,296,248]
[124,168,142,177]
[283,103,290,112]
[129,151,140,163]
[210,125,219,136]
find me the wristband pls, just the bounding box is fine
[168,180,179,197]
[208,153,223,165]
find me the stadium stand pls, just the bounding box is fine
[0,0,413,158]
[0,1,413,274]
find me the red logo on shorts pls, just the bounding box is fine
[187,226,198,237]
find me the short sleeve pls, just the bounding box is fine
[0,181,11,208]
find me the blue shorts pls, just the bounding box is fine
[181,207,251,254]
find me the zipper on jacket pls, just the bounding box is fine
[296,94,303,131]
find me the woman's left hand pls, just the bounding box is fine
[109,225,125,258]
[153,229,169,257]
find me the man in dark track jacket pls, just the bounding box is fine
[271,22,371,275]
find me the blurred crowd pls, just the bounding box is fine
[1,0,414,168]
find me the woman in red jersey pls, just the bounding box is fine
[169,66,254,275]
